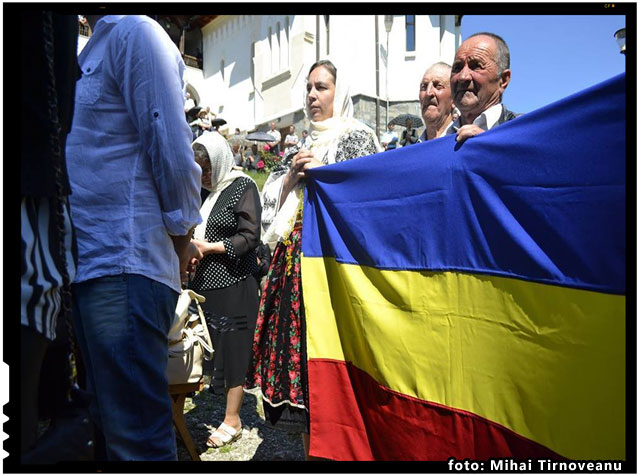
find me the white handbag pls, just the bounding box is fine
[166,289,214,385]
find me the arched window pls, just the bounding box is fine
[185,84,200,106]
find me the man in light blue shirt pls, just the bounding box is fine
[297,129,311,149]
[66,15,203,461]
[380,122,399,150]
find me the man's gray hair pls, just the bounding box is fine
[424,61,452,76]
[467,32,510,75]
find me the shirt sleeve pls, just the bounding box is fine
[223,181,261,259]
[334,129,382,163]
[110,19,202,236]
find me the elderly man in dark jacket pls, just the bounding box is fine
[449,32,520,144]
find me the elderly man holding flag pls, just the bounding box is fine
[449,32,520,144]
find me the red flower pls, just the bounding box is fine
[290,335,299,347]
[291,353,300,364]
[288,370,297,381]
[263,144,270,151]
[290,389,298,401]
[257,160,265,170]
[291,299,300,311]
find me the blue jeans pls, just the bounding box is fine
[72,274,178,461]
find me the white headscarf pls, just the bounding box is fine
[192,132,259,241]
[262,59,381,249]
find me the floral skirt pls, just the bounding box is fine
[245,218,309,433]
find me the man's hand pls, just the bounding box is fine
[171,234,203,283]
[181,241,203,283]
[184,241,203,272]
[455,124,485,144]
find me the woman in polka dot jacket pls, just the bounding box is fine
[189,131,262,449]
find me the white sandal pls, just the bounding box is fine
[206,422,242,448]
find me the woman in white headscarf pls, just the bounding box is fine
[246,59,382,456]
[188,132,262,449]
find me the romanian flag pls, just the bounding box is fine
[301,73,626,461]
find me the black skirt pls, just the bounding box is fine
[262,401,309,434]
[195,275,259,394]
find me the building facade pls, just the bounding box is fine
[79,15,461,142]
[187,15,461,141]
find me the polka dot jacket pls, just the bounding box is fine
[190,177,261,291]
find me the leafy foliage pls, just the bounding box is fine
[258,148,282,172]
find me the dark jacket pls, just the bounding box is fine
[497,104,521,125]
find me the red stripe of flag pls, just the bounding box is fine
[308,359,565,461]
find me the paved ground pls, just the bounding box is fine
[177,379,305,461]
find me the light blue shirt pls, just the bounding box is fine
[66,16,202,292]
[297,135,312,149]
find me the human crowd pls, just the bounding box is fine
[224,123,312,172]
[21,13,518,462]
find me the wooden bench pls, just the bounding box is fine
[169,379,204,461]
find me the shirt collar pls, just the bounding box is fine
[447,103,503,134]
[438,120,454,138]
[445,119,459,136]
[474,103,503,131]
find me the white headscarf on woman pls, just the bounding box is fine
[262,59,381,249]
[192,131,260,241]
